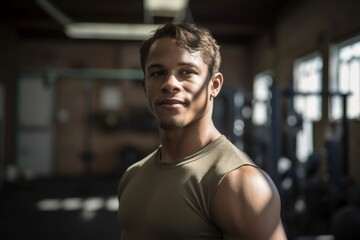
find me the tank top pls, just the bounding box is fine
[118,135,256,240]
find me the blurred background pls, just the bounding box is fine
[1,0,360,239]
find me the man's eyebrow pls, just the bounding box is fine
[177,62,197,67]
[146,62,199,70]
[146,63,163,70]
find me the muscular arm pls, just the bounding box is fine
[212,165,287,240]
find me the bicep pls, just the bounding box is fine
[212,166,287,240]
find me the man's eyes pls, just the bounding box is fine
[149,71,164,77]
[179,70,194,75]
[148,69,197,78]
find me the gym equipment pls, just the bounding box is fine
[213,86,248,151]
[249,75,354,237]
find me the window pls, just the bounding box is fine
[330,35,360,120]
[293,54,323,162]
[293,54,323,121]
[252,73,273,126]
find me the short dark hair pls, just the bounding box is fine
[140,22,221,77]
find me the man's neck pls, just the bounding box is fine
[159,121,221,164]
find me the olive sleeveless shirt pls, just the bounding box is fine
[117,135,256,240]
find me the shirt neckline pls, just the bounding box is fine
[154,135,226,169]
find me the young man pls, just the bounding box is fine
[118,22,287,240]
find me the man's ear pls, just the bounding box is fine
[210,73,223,98]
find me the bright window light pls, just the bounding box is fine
[296,121,314,162]
[293,53,323,162]
[330,36,360,120]
[252,74,273,125]
[293,54,323,121]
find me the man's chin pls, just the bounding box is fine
[159,120,184,131]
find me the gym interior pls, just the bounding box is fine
[1,0,360,239]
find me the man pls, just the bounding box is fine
[118,22,287,240]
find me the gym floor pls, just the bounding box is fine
[3,177,354,240]
[2,177,121,240]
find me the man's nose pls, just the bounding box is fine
[161,74,181,93]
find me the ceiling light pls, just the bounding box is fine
[37,0,187,40]
[65,23,161,40]
[144,0,189,17]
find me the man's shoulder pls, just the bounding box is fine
[118,148,159,196]
[126,148,159,172]
[212,165,286,239]
[213,136,255,166]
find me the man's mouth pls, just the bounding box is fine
[159,99,184,104]
[158,99,186,108]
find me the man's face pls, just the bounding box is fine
[143,37,213,130]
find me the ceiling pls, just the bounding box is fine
[2,0,290,44]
